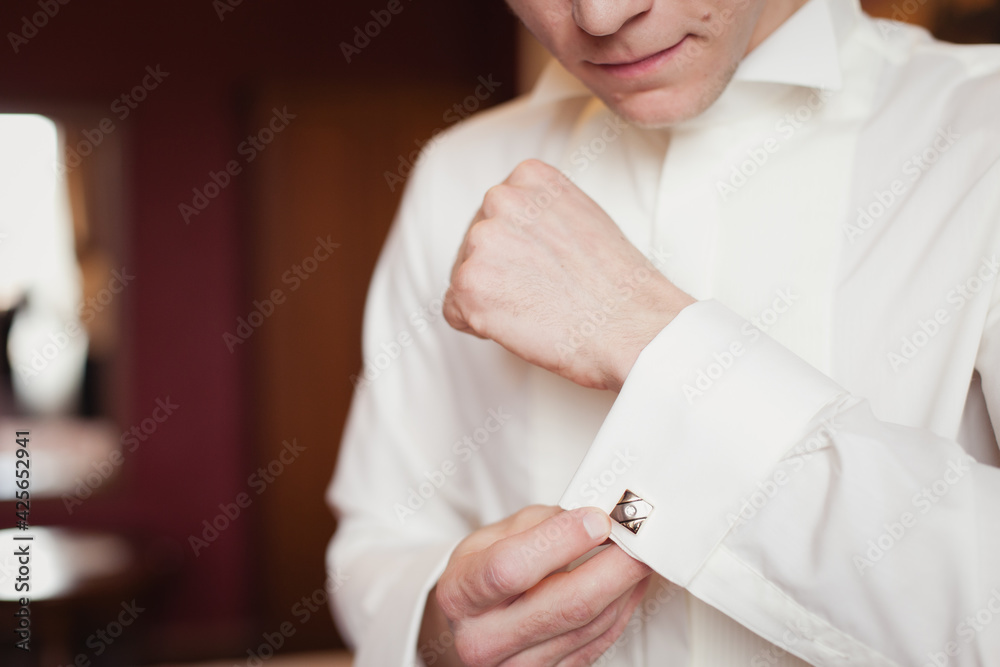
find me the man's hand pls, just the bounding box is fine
[419,505,652,667]
[443,159,695,391]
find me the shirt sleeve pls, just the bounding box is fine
[560,298,1000,666]
[325,148,470,667]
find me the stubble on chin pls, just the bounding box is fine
[597,55,742,130]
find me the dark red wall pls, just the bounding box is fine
[1,0,516,659]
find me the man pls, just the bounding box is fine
[327,0,1000,664]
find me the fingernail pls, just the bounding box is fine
[582,510,611,540]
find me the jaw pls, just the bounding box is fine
[513,0,789,128]
[554,8,760,129]
[571,52,742,129]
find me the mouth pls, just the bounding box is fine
[589,36,691,79]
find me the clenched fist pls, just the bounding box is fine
[443,159,694,391]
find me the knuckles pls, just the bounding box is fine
[434,571,468,624]
[479,552,525,600]
[522,593,599,637]
[447,264,475,301]
[436,551,523,621]
[512,504,561,529]
[481,183,520,219]
[441,294,463,332]
[508,158,559,187]
[464,218,498,254]
[483,159,567,222]
[442,270,486,335]
[557,592,601,628]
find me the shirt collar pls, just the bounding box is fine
[530,0,861,106]
[735,0,847,90]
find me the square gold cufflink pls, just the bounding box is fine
[610,490,652,534]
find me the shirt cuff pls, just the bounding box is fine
[558,299,844,586]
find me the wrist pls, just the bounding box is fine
[607,289,696,391]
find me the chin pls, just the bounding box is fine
[602,89,711,128]
[586,60,740,130]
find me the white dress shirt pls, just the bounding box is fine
[326,0,1000,664]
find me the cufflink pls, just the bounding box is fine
[610,490,652,535]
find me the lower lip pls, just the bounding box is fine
[595,36,689,79]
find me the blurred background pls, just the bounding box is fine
[0,0,994,665]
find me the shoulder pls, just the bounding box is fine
[861,17,1000,127]
[852,17,1000,197]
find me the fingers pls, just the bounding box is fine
[439,506,654,667]
[444,203,490,334]
[444,159,579,340]
[504,159,571,195]
[438,507,612,619]
[496,543,652,651]
[504,575,651,667]
[555,576,651,667]
[454,206,488,267]
[442,293,483,337]
[455,505,564,556]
